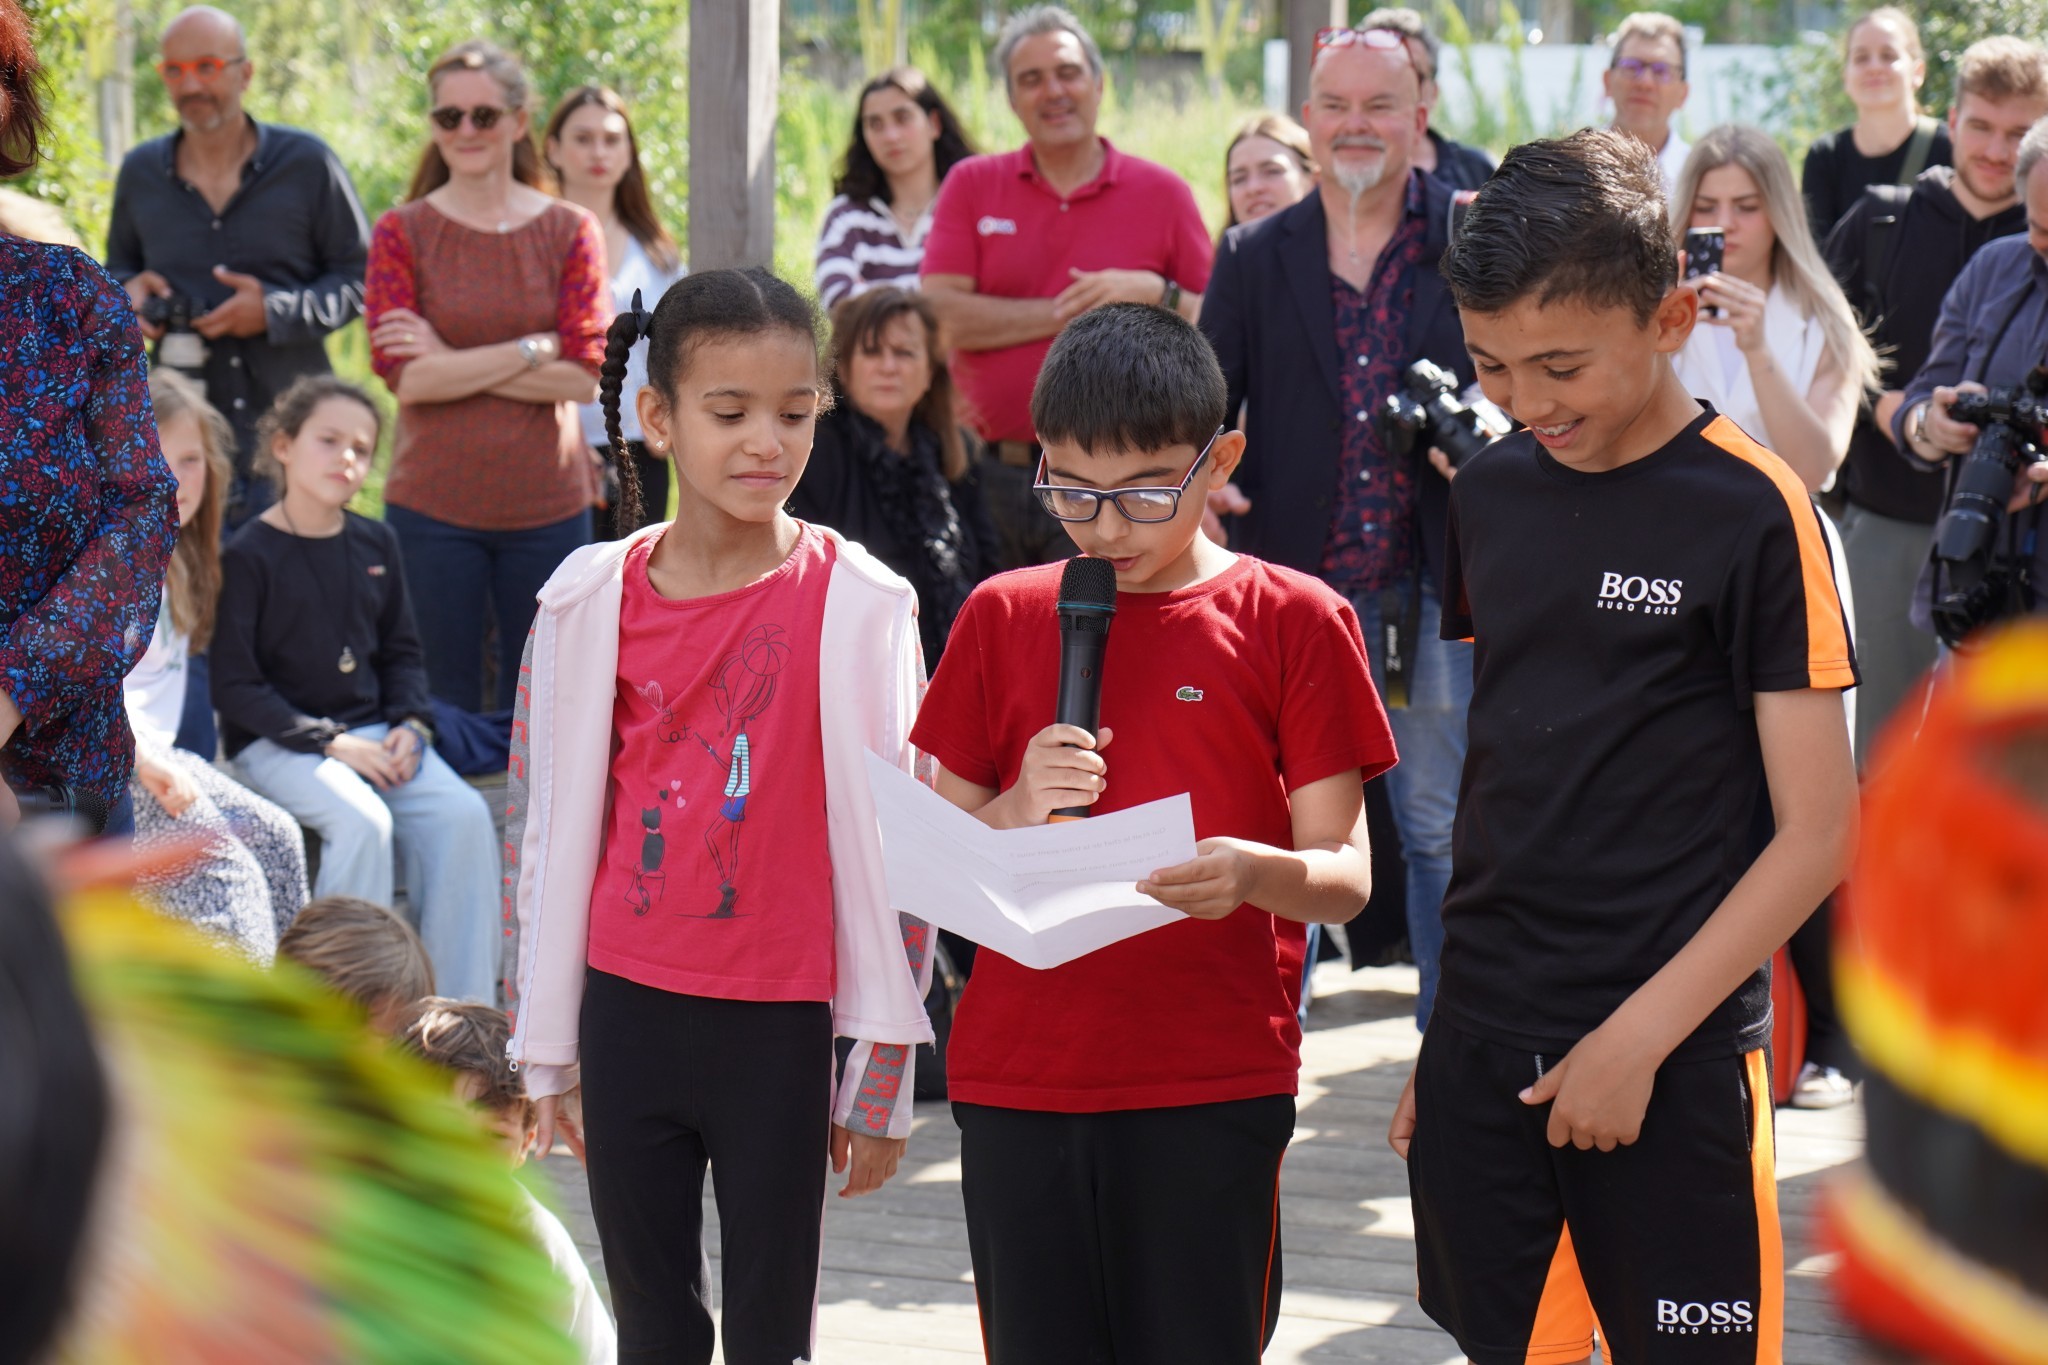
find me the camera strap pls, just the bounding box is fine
[1378,574,1425,710]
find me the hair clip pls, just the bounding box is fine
[629,288,650,340]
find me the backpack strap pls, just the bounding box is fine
[1896,115,1939,186]
[1859,182,1914,327]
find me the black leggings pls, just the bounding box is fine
[579,969,833,1364]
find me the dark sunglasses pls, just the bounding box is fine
[430,104,509,132]
[1033,428,1223,524]
[1313,27,1431,86]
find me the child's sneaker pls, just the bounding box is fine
[1789,1061,1854,1109]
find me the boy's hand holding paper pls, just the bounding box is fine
[863,751,1196,968]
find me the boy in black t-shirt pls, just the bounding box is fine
[1391,129,1858,1364]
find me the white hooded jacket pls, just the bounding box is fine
[504,523,934,1138]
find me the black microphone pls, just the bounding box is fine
[1052,555,1118,821]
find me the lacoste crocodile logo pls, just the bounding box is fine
[1176,686,1204,702]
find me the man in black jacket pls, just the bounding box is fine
[1824,36,2048,759]
[1200,32,1473,1031]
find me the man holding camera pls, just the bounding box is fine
[1828,38,2048,754]
[106,5,370,524]
[1896,116,2048,633]
[1200,28,1472,1029]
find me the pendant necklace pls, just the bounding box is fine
[277,504,361,674]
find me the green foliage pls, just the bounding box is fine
[16,0,113,235]
[1916,0,2048,114]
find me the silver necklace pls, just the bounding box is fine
[276,505,360,674]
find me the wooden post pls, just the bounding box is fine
[688,0,777,270]
[1286,0,1345,117]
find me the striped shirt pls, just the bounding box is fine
[814,194,932,310]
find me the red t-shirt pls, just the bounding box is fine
[909,557,1397,1111]
[919,140,1214,444]
[586,526,837,1001]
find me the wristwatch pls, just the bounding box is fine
[401,717,435,749]
[518,336,545,369]
[1159,278,1182,312]
[1908,400,1931,450]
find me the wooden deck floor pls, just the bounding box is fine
[538,961,1866,1363]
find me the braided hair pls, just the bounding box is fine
[599,267,823,530]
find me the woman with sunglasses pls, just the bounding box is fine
[365,40,609,714]
[544,84,686,539]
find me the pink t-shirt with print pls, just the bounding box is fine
[586,525,836,1002]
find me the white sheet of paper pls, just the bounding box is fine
[864,751,1197,969]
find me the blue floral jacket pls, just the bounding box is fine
[0,233,177,810]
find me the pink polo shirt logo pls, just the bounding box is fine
[977,216,1018,237]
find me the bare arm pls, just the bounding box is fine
[486,360,600,405]
[1519,687,1856,1150]
[1138,769,1371,924]
[923,273,1062,352]
[392,341,529,405]
[1603,686,1856,1058]
[1751,350,1857,493]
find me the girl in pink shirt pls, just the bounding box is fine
[507,268,933,1365]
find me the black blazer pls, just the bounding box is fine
[1199,173,1474,590]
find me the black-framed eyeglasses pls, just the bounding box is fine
[1313,26,1431,87]
[1033,427,1223,523]
[430,104,509,131]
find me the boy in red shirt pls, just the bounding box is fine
[911,303,1394,1363]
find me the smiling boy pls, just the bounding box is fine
[910,303,1393,1363]
[1389,129,1859,1365]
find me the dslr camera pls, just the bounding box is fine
[1378,359,1512,468]
[1929,362,2048,647]
[140,293,209,374]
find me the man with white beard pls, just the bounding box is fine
[1200,27,1476,1030]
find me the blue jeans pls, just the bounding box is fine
[234,723,501,1003]
[385,504,591,712]
[1350,579,1473,1030]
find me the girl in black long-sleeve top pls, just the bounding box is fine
[213,376,500,1004]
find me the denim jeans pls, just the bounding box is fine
[235,723,501,1003]
[385,504,591,712]
[1349,579,1473,1030]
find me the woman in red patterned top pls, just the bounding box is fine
[366,40,609,712]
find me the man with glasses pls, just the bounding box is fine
[1200,27,1478,1031]
[107,4,370,524]
[1604,11,1692,195]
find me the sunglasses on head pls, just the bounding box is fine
[1313,27,1430,85]
[156,55,245,82]
[430,104,508,132]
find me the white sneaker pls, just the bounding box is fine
[1789,1061,1855,1109]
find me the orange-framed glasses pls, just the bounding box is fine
[155,55,246,82]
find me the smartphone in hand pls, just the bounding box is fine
[1683,226,1724,318]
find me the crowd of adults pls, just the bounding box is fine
[3,0,2048,1113]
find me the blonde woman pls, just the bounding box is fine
[1673,124,1881,495]
[1672,125,1878,1110]
[127,371,309,961]
[1801,7,1951,236]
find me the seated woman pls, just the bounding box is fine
[790,287,996,665]
[212,376,499,1004]
[126,371,308,961]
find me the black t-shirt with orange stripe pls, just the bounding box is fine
[1436,407,1858,1060]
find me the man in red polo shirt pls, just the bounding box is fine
[922,4,1213,570]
